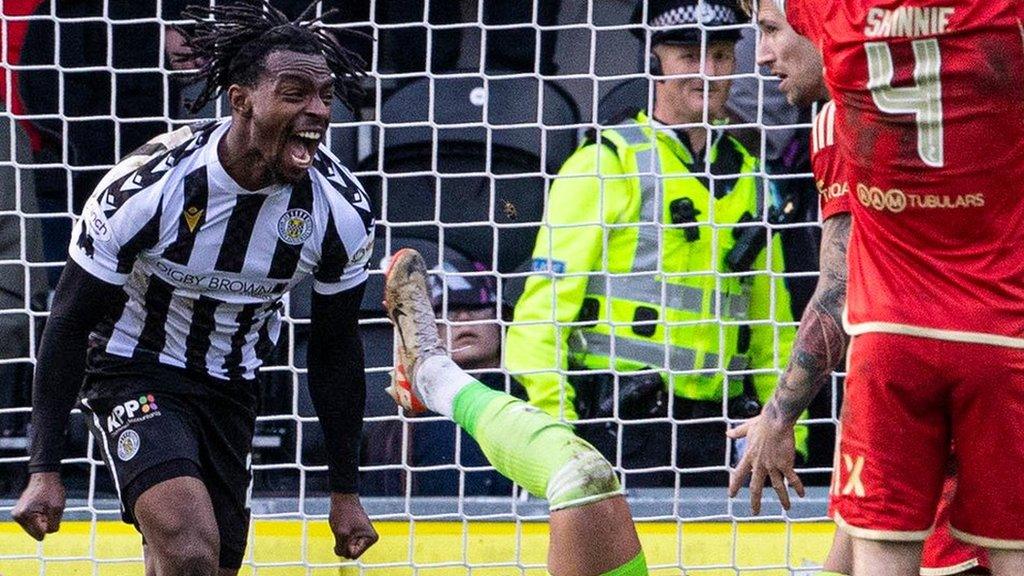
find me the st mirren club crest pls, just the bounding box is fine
[277,209,313,245]
[117,429,141,461]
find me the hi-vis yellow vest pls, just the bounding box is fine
[506,112,795,421]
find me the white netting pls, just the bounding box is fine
[0,1,839,574]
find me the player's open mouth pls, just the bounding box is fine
[287,130,322,169]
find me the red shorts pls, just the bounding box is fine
[921,476,989,575]
[829,471,989,573]
[832,332,1024,548]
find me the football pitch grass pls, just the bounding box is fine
[0,520,833,575]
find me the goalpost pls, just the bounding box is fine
[0,1,839,574]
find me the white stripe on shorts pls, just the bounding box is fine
[81,398,124,507]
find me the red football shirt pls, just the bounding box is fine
[811,100,850,221]
[794,0,1024,344]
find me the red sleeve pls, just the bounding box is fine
[810,101,850,221]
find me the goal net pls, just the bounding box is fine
[0,1,838,574]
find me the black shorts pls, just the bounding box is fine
[79,350,257,569]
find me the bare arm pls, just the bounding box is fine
[728,213,851,512]
[763,213,851,424]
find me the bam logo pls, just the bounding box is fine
[831,453,866,498]
[106,394,160,433]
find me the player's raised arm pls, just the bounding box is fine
[12,261,124,540]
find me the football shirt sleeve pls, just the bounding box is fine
[68,164,167,284]
[28,261,125,472]
[312,177,375,296]
[811,101,851,222]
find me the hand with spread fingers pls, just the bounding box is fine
[11,472,66,541]
[329,492,379,560]
[727,412,805,515]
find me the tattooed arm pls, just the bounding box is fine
[763,213,851,424]
[728,213,851,513]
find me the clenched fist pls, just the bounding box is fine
[12,472,66,541]
[329,492,379,560]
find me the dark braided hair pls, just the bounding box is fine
[174,0,367,114]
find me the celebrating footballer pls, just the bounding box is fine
[11,1,380,573]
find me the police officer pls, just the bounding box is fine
[505,0,803,487]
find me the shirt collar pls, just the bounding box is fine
[638,110,725,167]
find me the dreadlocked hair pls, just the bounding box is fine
[175,0,368,114]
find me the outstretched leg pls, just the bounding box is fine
[384,249,646,576]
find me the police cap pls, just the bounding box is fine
[635,0,747,45]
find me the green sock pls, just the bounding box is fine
[603,551,648,576]
[452,381,622,509]
[546,551,649,576]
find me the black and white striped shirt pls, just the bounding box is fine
[70,120,375,380]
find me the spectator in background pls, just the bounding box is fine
[0,0,57,497]
[18,0,189,286]
[506,0,802,488]
[0,0,48,366]
[1,0,46,152]
[729,25,820,313]
[406,244,527,497]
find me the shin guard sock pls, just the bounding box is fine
[603,551,648,576]
[452,382,622,510]
[413,355,476,418]
[548,551,649,576]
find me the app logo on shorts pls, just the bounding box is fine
[106,394,161,433]
[117,429,141,461]
[139,394,158,413]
